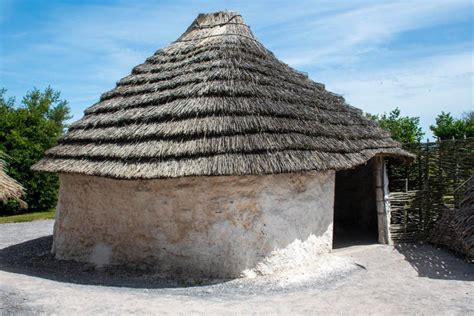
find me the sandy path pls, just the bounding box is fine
[1,220,473,314]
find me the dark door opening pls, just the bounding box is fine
[333,159,379,249]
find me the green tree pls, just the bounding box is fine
[367,107,424,143]
[430,111,474,140]
[0,87,71,214]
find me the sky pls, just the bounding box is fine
[1,0,473,139]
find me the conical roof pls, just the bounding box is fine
[33,11,413,179]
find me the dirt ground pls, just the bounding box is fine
[0,220,473,315]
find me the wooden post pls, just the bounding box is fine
[375,157,391,244]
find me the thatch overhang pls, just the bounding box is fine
[0,160,27,208]
[33,11,414,179]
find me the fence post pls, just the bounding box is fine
[375,156,391,244]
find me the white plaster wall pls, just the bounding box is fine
[53,171,335,278]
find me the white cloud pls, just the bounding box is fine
[277,0,472,67]
[320,52,473,138]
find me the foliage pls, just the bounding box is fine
[367,107,424,144]
[0,87,71,214]
[430,111,474,140]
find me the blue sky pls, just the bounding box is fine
[1,0,473,138]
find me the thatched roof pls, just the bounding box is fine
[0,159,27,208]
[33,11,413,179]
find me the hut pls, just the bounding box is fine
[0,155,27,208]
[33,11,413,277]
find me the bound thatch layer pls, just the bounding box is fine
[431,179,474,260]
[0,159,27,208]
[33,11,413,179]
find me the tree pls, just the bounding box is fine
[367,107,424,143]
[430,111,474,140]
[463,111,474,137]
[0,87,71,214]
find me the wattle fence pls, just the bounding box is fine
[387,138,474,243]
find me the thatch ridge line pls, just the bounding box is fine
[102,67,323,101]
[191,14,244,29]
[71,106,376,131]
[71,109,374,131]
[60,116,390,142]
[143,43,268,67]
[33,148,412,180]
[48,134,398,156]
[89,83,351,115]
[141,48,300,83]
[192,21,249,29]
[85,87,347,116]
[57,130,391,146]
[139,49,310,88]
[175,14,256,44]
[173,33,259,44]
[118,59,321,91]
[73,97,373,129]
[59,127,389,144]
[129,42,321,86]
[153,36,265,56]
[146,37,268,63]
[46,135,401,162]
[146,48,266,70]
[86,93,345,115]
[98,77,334,104]
[44,144,403,164]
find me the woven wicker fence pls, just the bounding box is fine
[387,138,474,243]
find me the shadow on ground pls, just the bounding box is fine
[2,235,472,289]
[0,236,230,289]
[395,243,474,281]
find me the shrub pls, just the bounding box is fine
[0,87,71,214]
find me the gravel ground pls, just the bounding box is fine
[0,220,53,249]
[0,220,473,315]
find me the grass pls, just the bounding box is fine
[0,209,55,224]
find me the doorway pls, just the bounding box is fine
[333,158,379,249]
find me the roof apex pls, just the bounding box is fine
[175,11,255,44]
[194,11,242,24]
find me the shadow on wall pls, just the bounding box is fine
[395,243,474,281]
[0,236,232,289]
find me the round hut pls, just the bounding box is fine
[33,11,413,277]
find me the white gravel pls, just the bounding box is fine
[1,220,473,315]
[0,220,53,249]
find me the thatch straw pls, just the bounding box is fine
[0,157,27,208]
[32,11,413,179]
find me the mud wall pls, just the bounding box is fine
[53,171,335,278]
